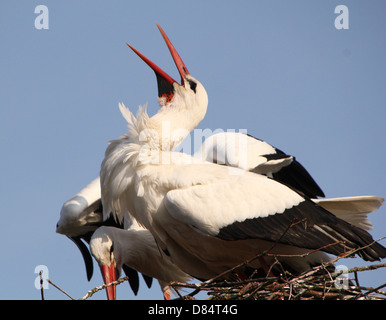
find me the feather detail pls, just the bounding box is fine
[101,103,165,222]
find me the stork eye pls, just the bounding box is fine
[188,79,197,93]
[110,243,114,255]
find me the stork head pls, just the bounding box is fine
[126,24,208,146]
[90,227,122,300]
[56,177,102,237]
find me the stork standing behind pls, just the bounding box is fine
[100,25,386,281]
[58,130,382,297]
[56,177,116,282]
[195,131,382,232]
[57,178,190,300]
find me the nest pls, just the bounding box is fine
[170,264,386,300]
[169,247,386,300]
[45,242,386,300]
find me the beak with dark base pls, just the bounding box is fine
[126,24,190,102]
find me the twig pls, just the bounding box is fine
[73,236,386,300]
[79,276,129,300]
[39,271,45,300]
[195,219,308,287]
[47,279,76,300]
[363,283,386,297]
[354,270,360,288]
[345,262,386,274]
[170,256,386,300]
[170,284,185,300]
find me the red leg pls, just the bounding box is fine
[257,257,274,277]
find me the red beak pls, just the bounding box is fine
[100,263,117,300]
[126,24,190,100]
[156,23,189,85]
[126,42,177,86]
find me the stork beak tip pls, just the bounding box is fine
[100,264,117,300]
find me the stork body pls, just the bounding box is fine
[195,131,325,198]
[101,104,386,280]
[57,177,183,299]
[90,225,190,300]
[57,178,108,282]
[195,131,383,231]
[101,25,386,281]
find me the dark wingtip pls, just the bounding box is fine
[122,264,140,295]
[142,274,153,289]
[68,236,94,281]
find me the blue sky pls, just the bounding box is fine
[0,1,385,300]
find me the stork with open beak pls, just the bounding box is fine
[124,24,208,152]
[101,25,386,280]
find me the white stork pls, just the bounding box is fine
[57,178,109,281]
[90,224,190,300]
[57,172,382,298]
[56,179,152,294]
[57,178,108,237]
[100,25,386,280]
[195,131,325,198]
[58,134,381,295]
[195,131,382,231]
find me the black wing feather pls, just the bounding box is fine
[122,264,140,295]
[217,199,386,261]
[246,134,325,198]
[272,148,325,198]
[142,274,153,288]
[67,236,94,281]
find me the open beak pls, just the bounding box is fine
[100,263,117,300]
[126,24,190,101]
[156,23,189,84]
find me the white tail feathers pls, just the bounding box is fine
[313,196,384,230]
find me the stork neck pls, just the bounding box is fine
[149,105,205,150]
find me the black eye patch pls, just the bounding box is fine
[188,79,197,93]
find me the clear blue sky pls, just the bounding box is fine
[0,1,385,300]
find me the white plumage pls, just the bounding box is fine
[58,133,382,295]
[56,176,190,299]
[313,196,382,231]
[100,25,386,280]
[101,103,386,280]
[90,225,190,300]
[59,24,385,296]
[195,131,292,174]
[57,177,102,237]
[194,131,382,231]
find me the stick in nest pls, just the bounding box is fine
[170,238,386,300]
